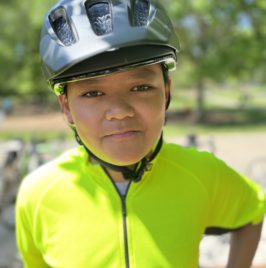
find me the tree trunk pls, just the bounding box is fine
[196,80,206,123]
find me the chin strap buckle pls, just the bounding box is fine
[133,158,153,182]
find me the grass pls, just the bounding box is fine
[0,130,71,142]
[165,84,266,137]
[164,121,266,138]
[171,84,266,110]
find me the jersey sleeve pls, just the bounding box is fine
[207,157,266,229]
[16,182,49,268]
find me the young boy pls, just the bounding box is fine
[16,0,266,267]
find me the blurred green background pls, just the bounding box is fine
[0,0,266,140]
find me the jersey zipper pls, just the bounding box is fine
[103,168,132,268]
[121,187,130,268]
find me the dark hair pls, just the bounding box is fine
[161,64,171,109]
[161,64,170,85]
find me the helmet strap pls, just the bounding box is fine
[83,134,163,182]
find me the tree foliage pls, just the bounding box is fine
[0,0,265,108]
[0,0,56,102]
[163,0,266,120]
[166,0,266,81]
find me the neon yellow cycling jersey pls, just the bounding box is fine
[16,142,266,268]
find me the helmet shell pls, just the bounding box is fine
[40,0,180,89]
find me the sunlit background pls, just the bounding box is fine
[0,0,266,267]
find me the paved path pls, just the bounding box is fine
[166,132,266,175]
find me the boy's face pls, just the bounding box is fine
[58,63,170,166]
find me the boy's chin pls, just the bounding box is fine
[101,150,150,167]
[106,157,143,168]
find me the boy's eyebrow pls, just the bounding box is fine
[129,68,158,80]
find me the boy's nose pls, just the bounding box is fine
[105,97,135,121]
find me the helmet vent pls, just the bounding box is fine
[85,1,113,36]
[133,0,150,26]
[49,7,77,46]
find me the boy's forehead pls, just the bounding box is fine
[68,63,162,86]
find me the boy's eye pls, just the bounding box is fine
[131,85,151,92]
[84,90,103,97]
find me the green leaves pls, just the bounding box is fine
[165,0,266,84]
[0,0,56,100]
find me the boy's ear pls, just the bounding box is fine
[57,95,74,124]
[165,79,171,110]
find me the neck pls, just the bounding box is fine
[91,158,136,182]
[85,133,163,183]
[106,168,128,183]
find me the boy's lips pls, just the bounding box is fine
[103,129,140,139]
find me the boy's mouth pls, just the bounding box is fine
[104,129,140,140]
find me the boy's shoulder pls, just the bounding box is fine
[17,146,87,204]
[160,142,221,177]
[161,142,216,163]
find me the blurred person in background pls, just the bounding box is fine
[2,97,13,115]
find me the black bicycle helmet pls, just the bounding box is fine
[40,0,180,95]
